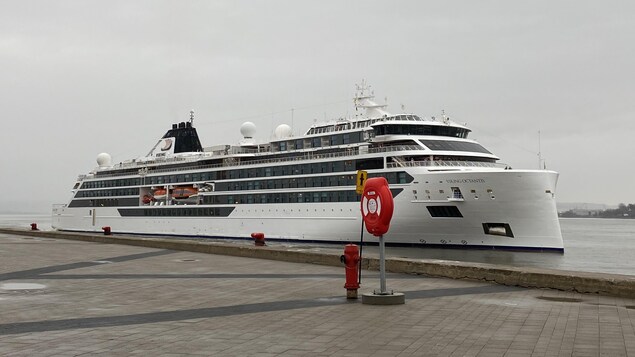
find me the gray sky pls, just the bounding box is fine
[1,0,633,213]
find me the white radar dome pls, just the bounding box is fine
[240,121,257,138]
[274,124,292,139]
[96,153,112,168]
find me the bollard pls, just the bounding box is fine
[102,226,111,235]
[341,244,360,299]
[30,223,38,231]
[251,232,265,246]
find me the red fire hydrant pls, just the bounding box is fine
[30,223,38,231]
[341,244,360,299]
[102,226,111,235]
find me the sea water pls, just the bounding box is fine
[369,218,635,276]
[1,214,633,276]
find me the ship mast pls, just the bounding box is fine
[353,80,391,119]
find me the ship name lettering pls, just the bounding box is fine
[445,178,485,184]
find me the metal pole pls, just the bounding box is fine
[358,220,364,284]
[379,234,386,294]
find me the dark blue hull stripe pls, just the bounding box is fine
[58,229,564,253]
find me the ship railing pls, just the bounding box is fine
[368,145,423,154]
[105,145,421,175]
[95,144,508,178]
[386,160,509,169]
[96,148,365,178]
[229,147,263,154]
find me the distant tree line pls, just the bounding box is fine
[559,203,634,218]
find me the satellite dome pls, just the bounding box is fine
[274,124,292,139]
[240,121,257,138]
[96,153,112,168]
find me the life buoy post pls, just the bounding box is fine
[360,177,405,305]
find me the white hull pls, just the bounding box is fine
[53,168,563,251]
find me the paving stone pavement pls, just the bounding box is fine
[1,233,634,356]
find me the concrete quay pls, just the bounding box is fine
[1,228,634,299]
[1,229,635,356]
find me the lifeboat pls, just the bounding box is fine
[172,186,198,199]
[153,188,168,200]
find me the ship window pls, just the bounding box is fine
[279,142,287,151]
[427,206,463,218]
[355,158,383,170]
[296,139,304,149]
[420,140,491,154]
[398,172,407,184]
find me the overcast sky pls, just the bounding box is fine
[1,1,633,213]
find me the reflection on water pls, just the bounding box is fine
[1,215,633,276]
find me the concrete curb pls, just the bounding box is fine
[2,228,634,298]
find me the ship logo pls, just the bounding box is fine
[161,138,173,151]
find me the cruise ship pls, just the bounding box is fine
[52,83,564,252]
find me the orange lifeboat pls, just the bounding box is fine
[153,188,168,200]
[172,186,198,199]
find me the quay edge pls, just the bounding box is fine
[1,228,632,299]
